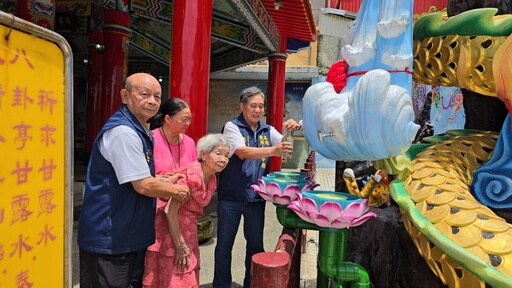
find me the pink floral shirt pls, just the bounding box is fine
[143,161,217,288]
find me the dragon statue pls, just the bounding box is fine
[394,7,512,288]
[301,0,512,287]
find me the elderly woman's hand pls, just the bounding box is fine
[175,242,191,269]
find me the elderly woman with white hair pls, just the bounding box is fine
[143,134,230,288]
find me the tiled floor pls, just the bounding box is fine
[314,168,336,191]
[299,168,336,288]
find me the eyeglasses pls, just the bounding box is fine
[175,116,192,124]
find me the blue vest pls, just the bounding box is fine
[218,114,272,202]
[77,105,156,254]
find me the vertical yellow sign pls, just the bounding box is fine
[0,24,66,287]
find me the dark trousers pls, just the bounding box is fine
[129,249,147,288]
[213,200,265,288]
[79,248,137,288]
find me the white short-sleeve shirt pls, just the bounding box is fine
[222,121,283,158]
[98,125,152,184]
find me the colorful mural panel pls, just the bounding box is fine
[412,83,466,135]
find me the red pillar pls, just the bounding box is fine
[85,31,104,152]
[101,9,130,125]
[170,0,213,142]
[17,0,55,29]
[267,37,288,172]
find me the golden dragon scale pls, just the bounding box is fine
[412,8,512,99]
[392,8,512,288]
[394,132,512,288]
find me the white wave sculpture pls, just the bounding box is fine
[303,0,419,161]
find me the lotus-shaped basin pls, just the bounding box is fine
[251,177,319,206]
[288,190,377,229]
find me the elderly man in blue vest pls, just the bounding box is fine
[77,73,191,288]
[213,86,301,287]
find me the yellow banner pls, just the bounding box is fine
[0,24,65,287]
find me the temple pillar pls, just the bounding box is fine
[101,9,130,125]
[170,0,213,142]
[267,37,288,172]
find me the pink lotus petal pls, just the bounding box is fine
[294,193,304,201]
[288,198,302,210]
[266,182,281,196]
[287,205,311,223]
[287,200,300,209]
[341,200,368,218]
[338,215,357,222]
[255,190,273,202]
[287,200,298,209]
[301,183,319,192]
[319,202,343,223]
[335,216,354,223]
[251,184,263,193]
[310,213,331,227]
[349,212,377,227]
[305,208,321,220]
[282,185,300,198]
[286,194,300,203]
[273,194,292,206]
[292,191,302,201]
[330,219,351,229]
[359,198,371,207]
[301,197,318,213]
[304,208,319,222]
[258,179,266,191]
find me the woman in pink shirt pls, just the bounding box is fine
[143,134,230,288]
[152,97,197,174]
[131,97,197,288]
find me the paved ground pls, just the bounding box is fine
[71,166,335,287]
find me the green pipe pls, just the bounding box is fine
[333,229,348,288]
[275,205,371,288]
[333,262,370,288]
[318,231,337,287]
[318,230,370,288]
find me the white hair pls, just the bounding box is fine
[196,133,230,161]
